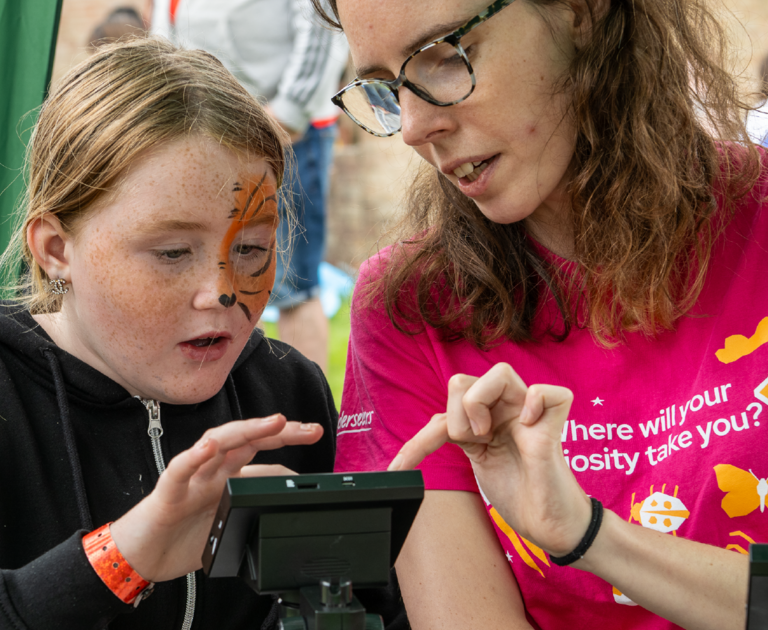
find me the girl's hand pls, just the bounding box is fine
[110,414,322,582]
[389,363,591,557]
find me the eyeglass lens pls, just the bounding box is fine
[340,41,473,135]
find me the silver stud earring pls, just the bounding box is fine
[49,278,69,295]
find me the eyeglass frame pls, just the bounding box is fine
[331,0,517,137]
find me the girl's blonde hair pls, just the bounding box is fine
[2,36,288,314]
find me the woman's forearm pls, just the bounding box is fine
[576,509,748,630]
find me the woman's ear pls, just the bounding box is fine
[566,0,609,48]
[27,214,73,282]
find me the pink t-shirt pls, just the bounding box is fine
[336,168,768,628]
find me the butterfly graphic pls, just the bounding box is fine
[714,464,768,518]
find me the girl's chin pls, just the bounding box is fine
[134,371,232,406]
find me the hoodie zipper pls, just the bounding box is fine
[139,398,197,630]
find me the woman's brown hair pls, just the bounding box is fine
[1,37,288,314]
[313,0,763,348]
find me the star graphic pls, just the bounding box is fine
[505,551,513,563]
[591,397,604,406]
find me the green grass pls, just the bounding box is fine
[262,297,351,408]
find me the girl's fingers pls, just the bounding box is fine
[158,417,321,495]
[167,416,283,484]
[245,421,324,451]
[159,436,220,500]
[197,414,287,452]
[196,441,259,481]
[389,413,449,471]
[188,422,322,481]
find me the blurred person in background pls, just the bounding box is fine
[746,54,768,147]
[152,0,349,372]
[89,7,146,48]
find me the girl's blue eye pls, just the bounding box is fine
[154,248,191,262]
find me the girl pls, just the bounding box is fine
[314,0,768,628]
[0,38,336,629]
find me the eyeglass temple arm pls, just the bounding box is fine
[446,0,516,44]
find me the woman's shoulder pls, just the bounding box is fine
[721,145,768,228]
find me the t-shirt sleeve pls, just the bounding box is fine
[335,256,477,492]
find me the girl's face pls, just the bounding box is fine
[58,136,279,404]
[338,0,578,231]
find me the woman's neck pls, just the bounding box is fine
[523,199,575,261]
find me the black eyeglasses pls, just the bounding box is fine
[332,0,516,137]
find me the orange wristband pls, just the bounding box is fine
[82,523,153,605]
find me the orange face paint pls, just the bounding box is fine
[217,171,279,321]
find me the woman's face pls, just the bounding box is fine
[338,0,578,229]
[59,136,279,404]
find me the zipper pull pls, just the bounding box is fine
[138,397,164,438]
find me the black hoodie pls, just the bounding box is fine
[0,303,337,630]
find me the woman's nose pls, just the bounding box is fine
[398,87,455,147]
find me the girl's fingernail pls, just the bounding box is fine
[388,454,404,471]
[520,406,531,423]
[469,419,480,435]
[261,414,280,423]
[299,422,317,431]
[198,437,211,451]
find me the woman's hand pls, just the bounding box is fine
[388,363,591,557]
[110,414,322,582]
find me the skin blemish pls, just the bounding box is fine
[216,171,279,321]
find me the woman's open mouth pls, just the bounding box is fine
[453,156,495,183]
[451,154,500,197]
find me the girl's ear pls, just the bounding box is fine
[27,215,74,282]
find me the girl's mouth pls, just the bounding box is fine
[186,336,225,348]
[178,333,232,362]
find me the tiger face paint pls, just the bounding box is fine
[217,172,279,322]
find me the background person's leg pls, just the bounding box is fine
[271,123,337,371]
[277,297,328,371]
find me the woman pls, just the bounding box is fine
[313,0,768,628]
[0,38,336,629]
